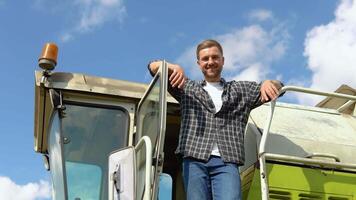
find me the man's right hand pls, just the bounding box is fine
[149,61,186,89]
[169,64,186,89]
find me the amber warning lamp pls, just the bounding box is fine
[38,43,58,71]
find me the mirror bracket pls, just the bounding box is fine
[49,89,66,117]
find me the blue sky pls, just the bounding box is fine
[0,0,355,199]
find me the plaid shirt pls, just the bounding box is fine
[168,78,263,165]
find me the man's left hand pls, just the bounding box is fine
[260,80,282,102]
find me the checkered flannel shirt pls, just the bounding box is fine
[168,78,264,165]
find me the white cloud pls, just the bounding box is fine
[233,62,263,82]
[248,9,274,22]
[60,33,74,42]
[176,46,199,78]
[75,0,126,32]
[60,0,127,41]
[0,176,51,200]
[302,0,356,105]
[34,0,126,42]
[176,13,289,82]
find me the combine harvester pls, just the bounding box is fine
[33,43,356,199]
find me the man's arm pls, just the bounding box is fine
[148,61,186,89]
[260,80,283,102]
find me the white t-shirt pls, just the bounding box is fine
[203,81,223,156]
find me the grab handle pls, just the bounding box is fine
[306,153,340,162]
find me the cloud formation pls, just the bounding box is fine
[176,11,289,82]
[34,0,126,42]
[75,0,126,32]
[302,0,356,105]
[61,0,126,42]
[248,9,274,22]
[0,176,51,200]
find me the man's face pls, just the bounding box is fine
[197,46,224,82]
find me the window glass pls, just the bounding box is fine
[137,78,160,153]
[159,173,173,200]
[61,104,129,200]
[66,161,101,200]
[48,112,66,200]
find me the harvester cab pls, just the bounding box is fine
[34,43,174,199]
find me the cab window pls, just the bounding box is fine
[61,104,129,200]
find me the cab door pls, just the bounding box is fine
[109,61,168,200]
[135,61,168,200]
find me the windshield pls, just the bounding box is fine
[61,104,129,200]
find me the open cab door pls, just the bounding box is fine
[109,61,168,200]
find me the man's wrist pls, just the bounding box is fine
[272,80,284,96]
[268,80,283,89]
[147,60,162,76]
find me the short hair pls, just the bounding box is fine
[196,39,223,59]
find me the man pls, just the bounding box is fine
[148,39,283,200]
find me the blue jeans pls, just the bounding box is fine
[182,156,241,200]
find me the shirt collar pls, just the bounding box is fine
[199,78,226,86]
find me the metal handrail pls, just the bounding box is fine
[264,153,356,169]
[337,100,355,112]
[258,85,356,200]
[135,136,152,200]
[305,153,340,162]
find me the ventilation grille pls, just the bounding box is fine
[269,190,292,200]
[268,190,352,200]
[299,193,322,200]
[328,197,350,200]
